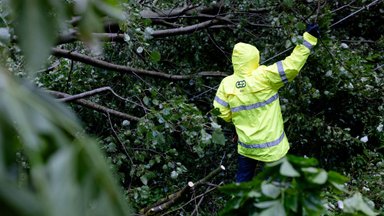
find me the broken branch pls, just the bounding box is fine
[51,48,228,80]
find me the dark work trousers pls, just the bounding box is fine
[236,154,262,183]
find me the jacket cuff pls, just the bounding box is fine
[303,32,318,46]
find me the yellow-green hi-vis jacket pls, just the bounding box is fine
[213,32,317,162]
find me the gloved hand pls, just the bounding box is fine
[306,23,320,38]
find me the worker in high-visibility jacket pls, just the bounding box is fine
[213,24,319,182]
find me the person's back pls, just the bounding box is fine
[213,27,318,182]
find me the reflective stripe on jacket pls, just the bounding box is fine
[213,32,317,162]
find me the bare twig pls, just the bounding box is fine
[59,86,111,102]
[106,113,134,166]
[374,64,384,71]
[151,19,220,38]
[191,192,205,216]
[160,183,223,216]
[330,0,383,28]
[330,0,357,13]
[47,90,140,121]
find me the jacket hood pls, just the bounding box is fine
[232,42,260,77]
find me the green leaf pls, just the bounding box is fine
[219,182,254,196]
[219,197,244,215]
[296,22,306,31]
[150,51,161,63]
[94,1,123,20]
[12,0,58,72]
[280,159,300,177]
[301,168,328,184]
[285,191,298,212]
[342,193,378,216]
[287,155,318,167]
[152,99,159,106]
[212,129,226,145]
[283,0,293,8]
[143,96,150,106]
[254,200,280,209]
[311,170,327,184]
[259,202,286,216]
[0,27,10,45]
[211,108,221,116]
[327,171,349,184]
[140,172,155,185]
[261,182,280,199]
[303,194,324,215]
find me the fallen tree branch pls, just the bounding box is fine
[47,90,140,121]
[51,48,228,80]
[141,165,225,215]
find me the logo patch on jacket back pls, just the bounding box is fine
[236,80,246,88]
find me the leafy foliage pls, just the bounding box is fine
[219,155,377,216]
[0,71,132,216]
[101,96,229,209]
[0,0,132,215]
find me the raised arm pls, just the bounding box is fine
[263,31,318,89]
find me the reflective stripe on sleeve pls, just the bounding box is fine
[277,61,288,84]
[214,96,229,107]
[238,132,285,149]
[303,40,313,50]
[231,93,279,112]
